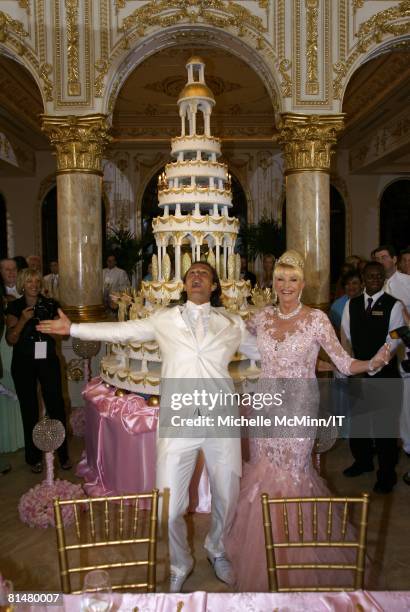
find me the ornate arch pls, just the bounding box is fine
[103,24,281,116]
[334,2,410,106]
[0,44,47,110]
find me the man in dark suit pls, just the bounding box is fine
[341,261,405,493]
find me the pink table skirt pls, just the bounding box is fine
[76,378,211,512]
[15,590,410,611]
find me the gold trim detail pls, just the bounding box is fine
[120,0,266,49]
[65,0,81,96]
[333,0,410,100]
[41,114,112,173]
[305,0,319,95]
[278,113,345,173]
[352,0,365,12]
[0,10,28,43]
[279,59,292,97]
[63,304,107,323]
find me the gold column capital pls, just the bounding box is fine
[278,113,345,174]
[41,114,112,175]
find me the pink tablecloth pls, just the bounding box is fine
[76,378,211,512]
[15,591,410,611]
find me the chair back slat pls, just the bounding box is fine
[53,489,159,594]
[261,493,370,592]
[297,502,303,542]
[326,500,333,541]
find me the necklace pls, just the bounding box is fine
[276,302,302,320]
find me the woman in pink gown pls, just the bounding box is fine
[225,250,390,591]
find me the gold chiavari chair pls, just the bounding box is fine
[261,493,370,592]
[53,489,159,594]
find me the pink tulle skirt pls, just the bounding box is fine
[225,456,358,592]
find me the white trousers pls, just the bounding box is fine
[156,437,240,576]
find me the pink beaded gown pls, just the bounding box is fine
[225,306,358,591]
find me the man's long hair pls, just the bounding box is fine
[181,262,222,307]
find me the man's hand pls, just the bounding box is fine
[36,308,72,336]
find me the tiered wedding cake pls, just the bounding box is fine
[100,57,265,394]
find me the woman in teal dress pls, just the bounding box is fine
[0,285,24,453]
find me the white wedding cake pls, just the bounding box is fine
[100,57,266,394]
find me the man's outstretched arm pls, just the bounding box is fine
[36,308,156,344]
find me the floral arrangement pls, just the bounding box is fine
[18,479,85,529]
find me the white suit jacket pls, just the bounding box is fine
[71,305,260,476]
[385,270,410,311]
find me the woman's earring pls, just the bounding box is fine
[297,290,303,304]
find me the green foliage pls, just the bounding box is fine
[241,216,285,261]
[105,226,152,280]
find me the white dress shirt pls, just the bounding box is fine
[341,289,405,355]
[5,285,20,299]
[102,266,129,292]
[385,270,410,312]
[183,300,211,335]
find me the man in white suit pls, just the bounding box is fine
[37,262,259,591]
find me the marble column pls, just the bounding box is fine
[278,113,344,308]
[42,114,111,322]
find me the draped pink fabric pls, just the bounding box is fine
[76,378,211,512]
[21,591,408,611]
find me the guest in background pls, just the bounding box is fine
[374,244,410,316]
[6,269,71,473]
[240,256,256,288]
[43,261,59,300]
[103,254,129,294]
[342,261,404,493]
[329,270,363,332]
[334,262,355,299]
[27,255,41,273]
[0,264,23,459]
[398,248,410,276]
[0,286,12,475]
[0,259,20,300]
[13,255,28,272]
[259,253,275,289]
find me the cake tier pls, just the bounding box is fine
[152,214,240,231]
[100,350,261,395]
[141,280,184,302]
[158,186,232,208]
[171,135,221,157]
[152,215,239,238]
[165,160,228,181]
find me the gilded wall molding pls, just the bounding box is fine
[333,0,410,100]
[119,0,267,51]
[278,113,344,173]
[305,0,319,95]
[65,0,81,96]
[295,0,330,105]
[279,58,292,97]
[0,10,28,43]
[54,0,91,107]
[94,0,109,97]
[41,114,112,174]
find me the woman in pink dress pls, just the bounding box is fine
[225,250,390,591]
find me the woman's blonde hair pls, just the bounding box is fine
[16,268,43,295]
[274,249,305,280]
